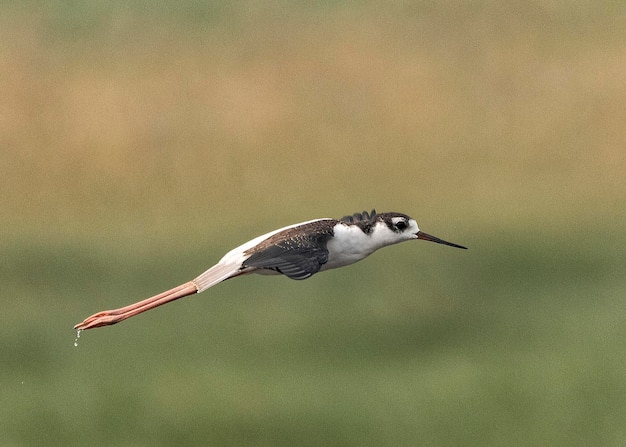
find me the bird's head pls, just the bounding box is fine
[375,212,467,249]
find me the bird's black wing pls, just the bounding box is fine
[242,220,337,280]
[243,243,328,279]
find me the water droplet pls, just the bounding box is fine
[74,329,81,347]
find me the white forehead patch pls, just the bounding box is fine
[391,216,406,225]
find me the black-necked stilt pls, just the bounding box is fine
[74,210,466,330]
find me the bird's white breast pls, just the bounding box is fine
[324,223,383,270]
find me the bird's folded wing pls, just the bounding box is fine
[242,244,329,280]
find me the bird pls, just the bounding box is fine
[74,210,466,330]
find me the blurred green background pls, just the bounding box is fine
[2,1,625,445]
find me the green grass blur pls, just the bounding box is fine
[2,1,625,445]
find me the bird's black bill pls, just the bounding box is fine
[417,231,467,249]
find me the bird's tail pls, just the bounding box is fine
[192,261,247,293]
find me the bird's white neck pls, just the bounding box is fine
[324,222,402,270]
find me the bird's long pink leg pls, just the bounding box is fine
[74,281,199,330]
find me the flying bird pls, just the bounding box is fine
[74,210,466,330]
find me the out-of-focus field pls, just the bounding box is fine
[2,2,625,445]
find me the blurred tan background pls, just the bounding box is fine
[2,2,625,446]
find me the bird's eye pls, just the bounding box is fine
[395,220,408,230]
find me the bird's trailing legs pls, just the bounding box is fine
[74,282,199,330]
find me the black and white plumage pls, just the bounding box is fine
[75,210,466,330]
